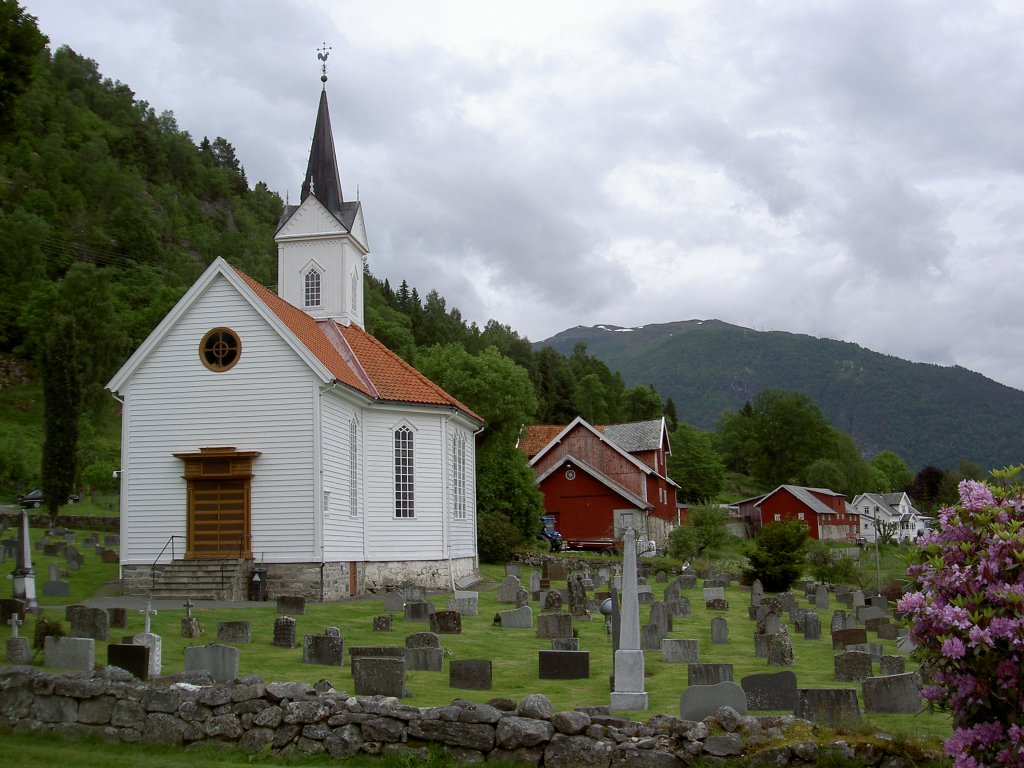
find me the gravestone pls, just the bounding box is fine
[405,632,443,671]
[101,549,119,564]
[273,616,297,648]
[880,655,905,676]
[869,594,888,610]
[429,610,462,634]
[834,650,873,681]
[217,620,251,643]
[679,681,748,721]
[450,659,492,690]
[353,657,406,697]
[44,636,95,672]
[711,616,729,644]
[641,622,667,651]
[795,688,861,727]
[497,575,523,604]
[830,610,847,634]
[537,612,573,639]
[567,573,590,618]
[876,622,898,641]
[446,591,479,617]
[655,570,667,583]
[754,633,772,658]
[547,561,568,580]
[405,631,439,648]
[767,626,794,666]
[529,570,541,594]
[542,590,563,612]
[661,638,700,663]
[688,663,734,686]
[649,601,672,633]
[42,561,70,598]
[404,601,435,621]
[678,573,697,589]
[303,634,345,666]
[107,607,127,629]
[515,587,530,608]
[181,617,202,638]
[762,612,781,636]
[184,643,239,682]
[845,614,859,630]
[383,591,404,613]
[637,585,654,605]
[851,590,865,608]
[846,641,884,663]
[349,646,406,672]
[402,584,427,602]
[6,613,31,664]
[64,604,85,622]
[750,579,764,606]
[863,673,921,713]
[498,606,533,629]
[667,596,692,619]
[831,627,868,650]
[740,670,798,712]
[325,626,342,638]
[373,616,392,632]
[703,586,725,603]
[104,535,119,546]
[107,643,150,680]
[539,650,590,679]
[858,605,885,623]
[133,631,162,677]
[71,607,109,641]
[610,527,647,712]
[504,561,521,577]
[551,637,579,650]
[814,584,829,610]
[803,613,822,641]
[276,595,305,615]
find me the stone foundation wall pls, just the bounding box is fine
[360,556,478,592]
[120,565,152,597]
[0,668,937,767]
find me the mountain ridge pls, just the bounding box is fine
[536,319,1024,472]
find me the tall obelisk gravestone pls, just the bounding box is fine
[610,527,648,711]
[11,511,38,613]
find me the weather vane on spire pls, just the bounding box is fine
[317,43,332,83]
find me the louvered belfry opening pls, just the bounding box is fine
[174,447,261,559]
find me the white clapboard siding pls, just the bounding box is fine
[447,422,478,559]
[321,391,366,561]
[360,407,447,562]
[121,276,319,564]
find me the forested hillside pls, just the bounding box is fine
[537,320,1024,471]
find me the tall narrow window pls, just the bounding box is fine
[452,432,467,519]
[304,268,321,308]
[351,271,359,315]
[349,419,358,517]
[394,426,414,518]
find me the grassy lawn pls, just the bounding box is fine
[2,552,950,749]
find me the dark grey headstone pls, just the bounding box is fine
[184,643,239,682]
[711,616,728,644]
[44,636,95,672]
[404,601,435,622]
[273,616,296,648]
[875,622,898,640]
[405,631,440,648]
[42,579,70,598]
[276,595,305,615]
[688,663,733,687]
[542,589,563,612]
[405,646,444,671]
[551,637,579,651]
[741,670,798,712]
[498,606,533,629]
[348,645,405,672]
[303,635,345,666]
[667,596,692,618]
[71,607,109,641]
[768,626,794,667]
[640,622,667,650]
[497,575,523,603]
[863,673,921,713]
[181,617,202,638]
[450,659,492,690]
[880,655,906,676]
[373,616,392,632]
[830,610,847,634]
[834,650,873,681]
[705,598,730,611]
[383,591,404,613]
[217,621,251,643]
[353,657,406,697]
[107,607,127,629]
[795,688,861,727]
[537,612,573,639]
[679,681,747,721]
[429,610,462,634]
[108,643,150,680]
[661,638,700,663]
[539,650,589,679]
[803,612,821,641]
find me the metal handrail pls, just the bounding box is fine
[151,534,185,589]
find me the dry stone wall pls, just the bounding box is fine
[0,667,935,767]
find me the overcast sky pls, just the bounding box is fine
[25,0,1024,392]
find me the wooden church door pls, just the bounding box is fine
[174,447,260,559]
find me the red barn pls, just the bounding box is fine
[756,485,856,541]
[519,417,680,551]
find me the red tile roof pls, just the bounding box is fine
[234,268,481,423]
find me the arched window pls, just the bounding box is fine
[452,432,467,519]
[351,271,359,315]
[394,426,414,518]
[304,268,321,308]
[349,419,359,517]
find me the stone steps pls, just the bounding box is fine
[149,558,251,601]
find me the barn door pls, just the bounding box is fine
[174,447,261,559]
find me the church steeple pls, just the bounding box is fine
[275,45,368,329]
[300,87,344,220]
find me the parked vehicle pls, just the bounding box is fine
[16,489,80,509]
[537,516,563,552]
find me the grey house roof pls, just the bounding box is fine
[758,484,843,518]
[603,418,665,453]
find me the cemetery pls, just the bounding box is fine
[0,520,951,766]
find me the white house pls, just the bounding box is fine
[107,82,483,600]
[850,491,929,543]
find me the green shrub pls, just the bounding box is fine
[32,615,66,655]
[743,519,809,592]
[476,512,523,564]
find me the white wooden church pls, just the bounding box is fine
[107,79,482,600]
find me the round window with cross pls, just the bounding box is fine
[199,327,241,372]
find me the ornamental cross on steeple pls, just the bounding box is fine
[317,43,332,83]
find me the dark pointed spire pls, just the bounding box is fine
[301,83,344,219]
